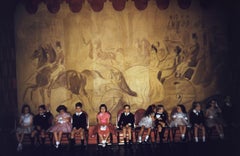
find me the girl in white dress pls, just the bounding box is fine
[16,104,34,151]
[137,104,156,143]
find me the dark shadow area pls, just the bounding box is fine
[1,126,239,156]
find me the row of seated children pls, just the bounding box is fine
[15,100,225,151]
[137,100,224,144]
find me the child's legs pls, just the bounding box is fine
[122,127,127,138]
[146,128,151,136]
[215,123,224,135]
[139,126,145,137]
[53,132,58,142]
[40,130,45,138]
[127,127,132,140]
[103,133,110,141]
[16,133,20,142]
[98,134,104,142]
[31,130,37,138]
[179,125,187,134]
[194,126,198,137]
[79,128,85,140]
[158,125,162,133]
[58,131,63,142]
[200,125,206,137]
[19,133,25,143]
[71,129,77,139]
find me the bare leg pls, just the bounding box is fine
[58,131,63,143]
[127,128,132,140]
[123,127,126,138]
[53,132,58,143]
[194,126,198,138]
[138,126,145,142]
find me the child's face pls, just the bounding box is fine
[59,109,65,114]
[76,106,82,113]
[100,107,106,113]
[177,106,182,113]
[153,107,157,113]
[38,108,45,114]
[210,101,217,107]
[24,107,29,114]
[158,107,164,113]
[124,106,130,113]
[195,104,201,111]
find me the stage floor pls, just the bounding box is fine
[1,127,239,156]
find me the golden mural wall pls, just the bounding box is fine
[15,1,229,124]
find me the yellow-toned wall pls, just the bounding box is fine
[15,1,229,124]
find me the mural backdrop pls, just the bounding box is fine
[15,1,229,124]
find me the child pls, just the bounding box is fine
[155,104,168,143]
[205,100,224,139]
[31,104,53,146]
[170,104,189,141]
[70,102,87,147]
[96,104,113,147]
[137,104,156,143]
[189,102,206,142]
[117,104,135,146]
[48,105,72,148]
[16,104,34,151]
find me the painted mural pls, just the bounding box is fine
[15,1,229,124]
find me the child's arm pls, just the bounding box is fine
[117,114,123,128]
[18,116,23,126]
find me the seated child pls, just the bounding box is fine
[117,104,135,146]
[155,104,168,143]
[137,104,156,143]
[31,104,53,145]
[170,104,189,141]
[205,100,224,139]
[16,104,34,151]
[48,105,72,148]
[70,102,87,147]
[189,102,206,142]
[95,104,114,147]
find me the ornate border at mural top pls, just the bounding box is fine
[22,0,212,14]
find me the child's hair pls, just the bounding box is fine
[39,104,46,110]
[192,102,200,109]
[124,104,130,109]
[21,104,31,114]
[144,104,156,116]
[156,104,164,111]
[157,104,168,117]
[75,102,83,108]
[56,105,67,113]
[177,104,187,114]
[99,104,107,113]
[206,99,217,109]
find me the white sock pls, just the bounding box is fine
[181,134,185,138]
[195,137,198,142]
[202,136,206,142]
[56,141,60,145]
[138,136,142,142]
[145,135,149,141]
[220,133,224,139]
